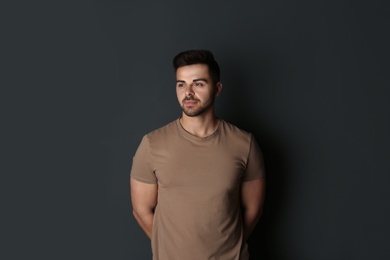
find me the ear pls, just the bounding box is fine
[215,82,222,96]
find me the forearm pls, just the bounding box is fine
[240,178,266,240]
[133,210,154,239]
[130,179,158,239]
[242,207,262,241]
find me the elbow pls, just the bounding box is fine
[132,208,144,220]
[132,207,143,221]
[132,207,154,221]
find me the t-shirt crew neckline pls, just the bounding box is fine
[176,118,221,142]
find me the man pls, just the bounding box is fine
[130,50,266,260]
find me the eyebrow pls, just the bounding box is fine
[176,78,209,83]
[193,78,208,82]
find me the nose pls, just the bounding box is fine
[185,85,194,97]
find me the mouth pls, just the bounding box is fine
[183,98,199,105]
[183,101,197,107]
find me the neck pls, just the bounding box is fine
[180,112,219,138]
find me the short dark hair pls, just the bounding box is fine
[173,50,220,84]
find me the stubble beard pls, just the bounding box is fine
[181,97,215,117]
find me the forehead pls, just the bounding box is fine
[176,64,210,80]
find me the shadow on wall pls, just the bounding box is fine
[217,54,291,260]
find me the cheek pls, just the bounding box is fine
[202,90,214,100]
[176,89,183,100]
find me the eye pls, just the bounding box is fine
[177,83,184,88]
[194,82,204,87]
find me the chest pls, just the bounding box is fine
[152,140,246,191]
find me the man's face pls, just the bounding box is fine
[176,64,221,117]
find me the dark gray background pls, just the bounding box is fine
[3,0,389,259]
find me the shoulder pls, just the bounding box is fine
[220,119,253,142]
[145,119,179,142]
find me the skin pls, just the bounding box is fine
[131,63,265,241]
[131,180,157,239]
[241,178,266,241]
[176,64,222,137]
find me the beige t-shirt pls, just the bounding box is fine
[131,119,265,260]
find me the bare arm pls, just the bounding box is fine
[130,178,158,239]
[240,177,266,241]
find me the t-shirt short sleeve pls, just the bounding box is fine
[130,135,157,184]
[242,134,266,182]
